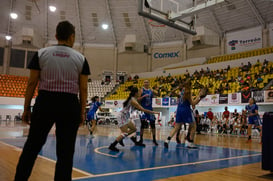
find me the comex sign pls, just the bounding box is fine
[153,51,180,59]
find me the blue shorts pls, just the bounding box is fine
[87,112,96,122]
[176,110,194,124]
[142,112,156,123]
[248,117,261,126]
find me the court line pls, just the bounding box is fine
[72,153,261,180]
[0,141,94,177]
[94,146,120,158]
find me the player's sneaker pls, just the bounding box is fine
[187,142,198,149]
[119,139,125,147]
[164,140,169,148]
[109,144,119,152]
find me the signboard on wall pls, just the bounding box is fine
[162,97,170,106]
[170,97,178,106]
[228,93,241,104]
[104,100,124,108]
[252,91,264,103]
[152,98,162,107]
[219,94,228,104]
[199,96,211,105]
[151,47,182,61]
[153,51,180,59]
[226,26,262,54]
[241,90,251,103]
[269,23,273,47]
[264,90,273,102]
[210,94,219,104]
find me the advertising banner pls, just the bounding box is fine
[219,94,228,104]
[226,26,262,54]
[170,97,178,106]
[210,94,219,104]
[199,96,211,105]
[104,100,124,108]
[252,91,264,103]
[228,93,241,104]
[162,97,170,106]
[152,98,162,107]
[241,90,251,103]
[264,90,273,102]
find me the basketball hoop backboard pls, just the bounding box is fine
[138,0,226,35]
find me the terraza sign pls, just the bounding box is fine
[153,51,180,59]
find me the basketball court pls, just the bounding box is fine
[1,0,273,180]
[0,125,270,181]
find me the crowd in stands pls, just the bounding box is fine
[166,105,261,139]
[107,58,273,100]
[194,107,260,138]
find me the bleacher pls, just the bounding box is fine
[207,46,273,64]
[106,60,273,100]
[0,74,119,100]
[88,80,118,99]
[0,74,38,98]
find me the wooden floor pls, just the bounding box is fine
[0,121,272,181]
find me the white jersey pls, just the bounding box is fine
[117,97,137,127]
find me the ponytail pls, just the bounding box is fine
[91,96,99,103]
[123,86,138,107]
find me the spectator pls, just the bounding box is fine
[222,106,230,134]
[207,108,213,121]
[254,59,261,67]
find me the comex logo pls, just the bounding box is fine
[153,51,180,59]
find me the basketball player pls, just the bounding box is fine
[109,86,159,152]
[164,79,207,148]
[246,98,261,142]
[86,96,103,138]
[138,80,159,145]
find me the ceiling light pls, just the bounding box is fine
[102,24,109,30]
[49,5,57,12]
[5,35,12,40]
[10,12,18,19]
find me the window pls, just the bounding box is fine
[0,47,4,66]
[27,50,37,66]
[10,49,25,68]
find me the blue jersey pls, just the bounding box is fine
[177,90,191,112]
[245,104,258,121]
[141,88,153,110]
[88,101,102,114]
[176,89,194,123]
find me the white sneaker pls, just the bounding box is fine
[187,142,198,149]
[185,140,189,147]
[87,134,94,139]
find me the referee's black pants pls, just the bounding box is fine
[15,91,81,181]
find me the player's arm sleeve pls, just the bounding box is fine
[81,58,91,75]
[27,52,41,70]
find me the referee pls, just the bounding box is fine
[14,21,90,181]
